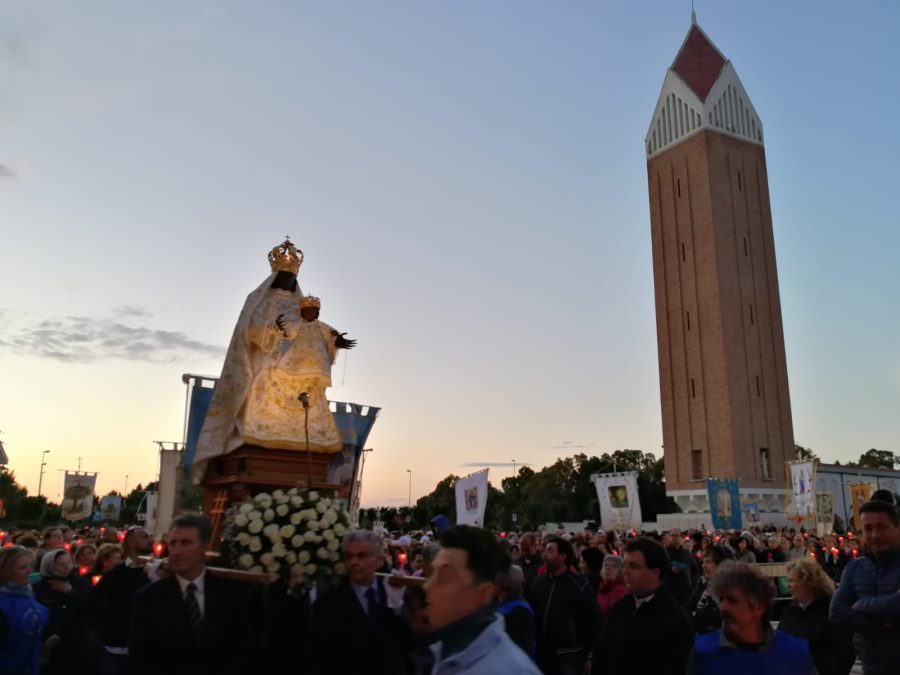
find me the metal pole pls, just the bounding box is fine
[124,475,129,496]
[406,469,412,508]
[512,459,516,478]
[38,450,50,498]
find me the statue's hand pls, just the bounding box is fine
[275,314,288,335]
[335,332,356,350]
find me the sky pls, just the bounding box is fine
[1,2,898,510]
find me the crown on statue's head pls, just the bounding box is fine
[268,238,304,274]
[300,295,321,309]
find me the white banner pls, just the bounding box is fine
[99,495,122,521]
[455,469,489,527]
[156,449,181,541]
[591,471,642,531]
[789,461,816,516]
[62,472,97,522]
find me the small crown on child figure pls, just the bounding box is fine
[300,295,321,309]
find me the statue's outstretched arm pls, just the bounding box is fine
[332,329,356,350]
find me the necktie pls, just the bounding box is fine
[365,586,379,619]
[185,582,203,643]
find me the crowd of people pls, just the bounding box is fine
[1,495,899,674]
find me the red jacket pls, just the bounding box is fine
[596,579,627,617]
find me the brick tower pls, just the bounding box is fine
[646,19,795,518]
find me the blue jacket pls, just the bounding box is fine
[0,584,49,675]
[830,548,900,675]
[688,628,813,675]
[430,615,541,675]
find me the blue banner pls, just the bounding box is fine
[329,402,380,503]
[184,384,215,470]
[707,478,742,530]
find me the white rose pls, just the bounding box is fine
[238,553,254,568]
[326,509,339,524]
[280,524,296,538]
[260,552,275,565]
[254,493,272,507]
[304,531,316,542]
[334,562,345,575]
[291,534,304,547]
[328,551,340,562]
[276,504,289,517]
[276,496,289,506]
[305,563,317,575]
[308,491,319,501]
[249,537,262,553]
[249,565,263,574]
[239,503,254,515]
[267,562,281,573]
[287,487,299,496]
[327,539,340,551]
[248,510,262,521]
[299,551,311,564]
[264,508,275,522]
[290,512,303,525]
[333,523,346,536]
[286,551,297,563]
[290,496,303,506]
[316,501,329,514]
[308,520,320,531]
[236,532,251,545]
[313,535,323,544]
[322,529,335,541]
[272,489,285,499]
[233,514,249,528]
[291,563,304,577]
[316,547,329,560]
[272,543,287,558]
[248,520,263,534]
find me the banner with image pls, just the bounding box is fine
[707,479,742,530]
[99,495,122,522]
[62,472,97,522]
[849,482,873,531]
[816,492,834,530]
[789,461,816,516]
[591,471,642,531]
[743,502,761,525]
[455,469,489,527]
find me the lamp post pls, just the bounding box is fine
[406,469,412,509]
[512,459,517,479]
[37,450,50,498]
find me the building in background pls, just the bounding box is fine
[646,17,795,521]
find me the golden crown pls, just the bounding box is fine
[300,295,321,309]
[268,238,304,274]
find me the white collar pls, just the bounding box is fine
[175,568,206,593]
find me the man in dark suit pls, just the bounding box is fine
[128,513,253,675]
[309,529,409,675]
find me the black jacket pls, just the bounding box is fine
[529,570,601,657]
[665,546,698,604]
[779,596,855,675]
[593,585,695,675]
[129,571,254,675]
[309,577,409,675]
[82,562,150,648]
[684,578,721,634]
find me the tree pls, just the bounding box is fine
[857,449,897,470]
[795,444,818,461]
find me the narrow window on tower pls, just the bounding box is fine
[749,305,754,325]
[686,310,691,330]
[743,236,748,256]
[682,242,686,261]
[691,378,696,399]
[756,375,761,397]
[692,450,703,480]
[738,171,742,191]
[677,178,681,197]
[760,448,771,480]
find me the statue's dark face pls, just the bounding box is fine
[301,307,320,321]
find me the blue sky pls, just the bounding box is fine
[1,2,898,508]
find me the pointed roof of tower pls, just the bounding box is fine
[671,24,727,102]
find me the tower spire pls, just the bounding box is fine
[691,0,697,25]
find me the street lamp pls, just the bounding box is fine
[406,469,412,508]
[512,459,517,478]
[37,450,50,498]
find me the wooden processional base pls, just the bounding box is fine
[202,445,343,544]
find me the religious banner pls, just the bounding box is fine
[182,377,216,471]
[789,461,816,516]
[62,472,97,522]
[707,479,742,530]
[455,469,489,527]
[591,471,642,531]
[816,492,834,529]
[743,502,761,525]
[99,495,122,522]
[849,482,873,531]
[330,401,380,510]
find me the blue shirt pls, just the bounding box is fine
[430,615,541,675]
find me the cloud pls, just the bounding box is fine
[0,164,14,179]
[0,308,224,363]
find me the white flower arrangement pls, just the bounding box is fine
[222,487,354,585]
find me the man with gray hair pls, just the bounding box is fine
[685,561,814,674]
[310,530,408,675]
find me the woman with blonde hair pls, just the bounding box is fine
[0,545,49,673]
[90,543,124,577]
[777,556,854,675]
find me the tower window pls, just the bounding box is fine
[749,305,754,325]
[760,448,771,480]
[743,236,748,256]
[738,171,742,191]
[677,178,681,197]
[692,449,703,480]
[686,310,691,330]
[691,378,696,399]
[756,375,761,397]
[682,242,686,261]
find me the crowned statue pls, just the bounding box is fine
[192,239,356,483]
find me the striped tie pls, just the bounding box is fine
[185,582,203,643]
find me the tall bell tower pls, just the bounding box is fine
[646,19,795,517]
